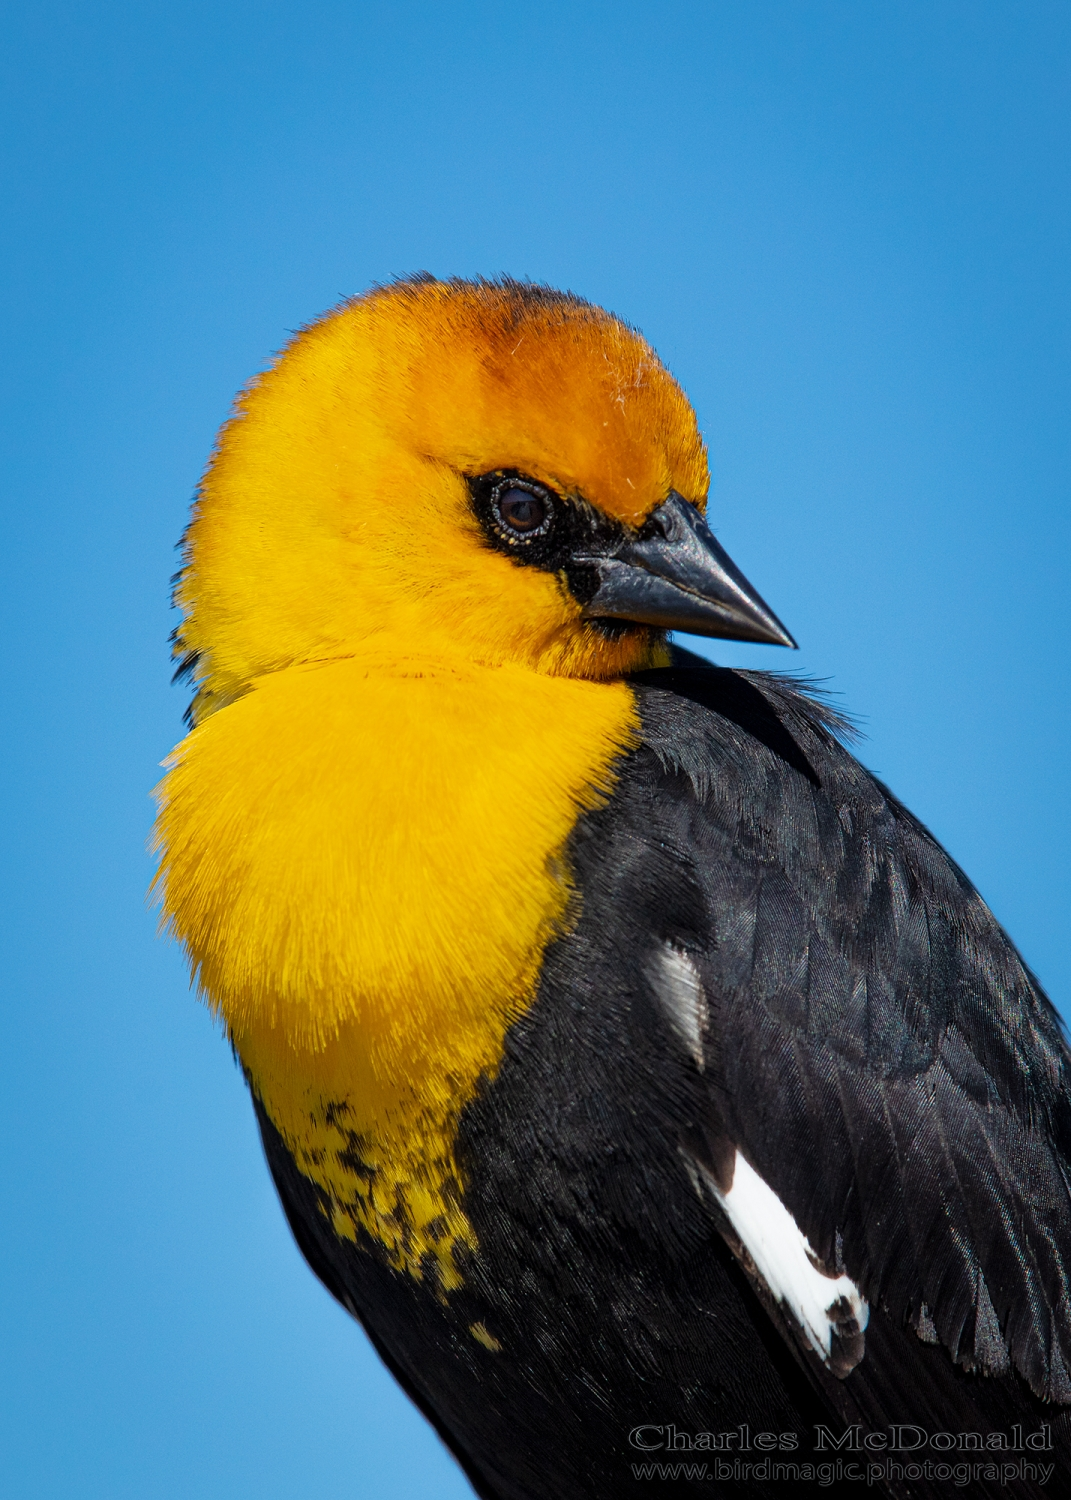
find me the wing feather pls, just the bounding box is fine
[634,663,1071,1402]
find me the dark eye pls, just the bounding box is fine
[493,482,554,539]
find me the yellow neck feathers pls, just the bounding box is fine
[154,653,641,1286]
[157,279,703,1286]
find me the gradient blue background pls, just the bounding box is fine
[2,3,1069,1495]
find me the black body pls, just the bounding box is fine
[256,659,1071,1498]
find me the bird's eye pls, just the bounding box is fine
[493,483,554,540]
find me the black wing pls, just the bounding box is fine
[632,659,1071,1410]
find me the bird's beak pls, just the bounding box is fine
[577,492,797,647]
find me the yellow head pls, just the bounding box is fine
[174,277,718,720]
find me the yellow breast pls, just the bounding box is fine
[154,654,639,1287]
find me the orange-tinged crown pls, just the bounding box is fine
[175,276,709,718]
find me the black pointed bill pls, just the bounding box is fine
[578,492,797,647]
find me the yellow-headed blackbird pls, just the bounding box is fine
[155,278,1071,1499]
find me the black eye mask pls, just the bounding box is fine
[467,470,796,648]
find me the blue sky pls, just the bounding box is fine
[2,3,1068,1496]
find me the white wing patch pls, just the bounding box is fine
[696,1149,868,1370]
[648,945,705,1068]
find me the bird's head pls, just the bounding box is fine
[174,277,793,720]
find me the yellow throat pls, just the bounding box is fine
[155,655,640,1286]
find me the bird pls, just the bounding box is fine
[154,275,1071,1499]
